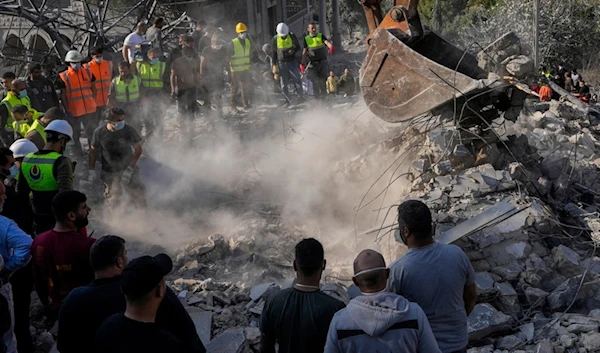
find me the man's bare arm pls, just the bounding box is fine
[170,69,177,94]
[129,142,142,168]
[122,45,130,62]
[463,283,476,315]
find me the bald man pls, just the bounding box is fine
[123,22,148,64]
[324,250,441,353]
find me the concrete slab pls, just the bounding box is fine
[189,311,212,346]
[206,327,246,353]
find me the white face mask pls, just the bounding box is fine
[239,33,247,40]
[212,44,222,50]
[71,63,81,70]
[94,57,103,63]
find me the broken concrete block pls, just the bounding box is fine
[494,282,521,319]
[433,160,452,176]
[535,339,553,353]
[250,283,277,301]
[525,287,549,308]
[467,345,494,353]
[552,245,581,277]
[206,328,246,353]
[492,264,522,281]
[495,334,525,350]
[505,55,534,78]
[189,311,212,346]
[475,272,497,300]
[468,303,513,341]
[581,332,600,351]
[540,155,569,180]
[244,327,261,344]
[547,276,584,311]
[566,323,598,334]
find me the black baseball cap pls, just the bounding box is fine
[120,254,173,297]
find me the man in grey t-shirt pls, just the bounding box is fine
[388,200,476,353]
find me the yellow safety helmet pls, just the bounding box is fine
[236,22,248,33]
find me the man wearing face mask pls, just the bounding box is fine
[30,190,95,317]
[57,50,98,158]
[17,120,74,235]
[388,200,476,353]
[302,23,334,100]
[26,64,59,112]
[201,35,228,118]
[167,35,195,74]
[85,47,114,123]
[89,108,146,208]
[324,250,440,353]
[0,79,42,143]
[137,48,167,136]
[229,22,253,110]
[107,62,143,133]
[272,22,304,104]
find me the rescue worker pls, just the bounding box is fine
[272,22,303,103]
[171,46,200,139]
[0,79,41,142]
[9,105,34,139]
[58,50,98,157]
[26,107,66,150]
[17,119,74,234]
[0,73,16,146]
[0,72,15,101]
[201,35,228,118]
[302,23,334,99]
[137,48,167,136]
[230,22,253,110]
[107,62,143,133]
[89,108,146,209]
[26,64,59,112]
[85,46,114,123]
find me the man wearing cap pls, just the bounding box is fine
[95,253,187,353]
[389,200,476,353]
[324,250,440,353]
[17,119,74,234]
[30,190,94,317]
[260,238,345,353]
[59,236,205,353]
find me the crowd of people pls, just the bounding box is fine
[535,64,597,104]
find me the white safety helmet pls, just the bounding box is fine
[276,23,289,37]
[9,139,39,158]
[65,50,84,63]
[45,119,74,141]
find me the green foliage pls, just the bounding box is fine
[326,0,368,35]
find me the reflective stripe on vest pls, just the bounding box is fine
[1,92,40,129]
[114,76,141,102]
[136,62,166,88]
[86,60,113,107]
[21,151,61,192]
[27,119,47,143]
[60,67,97,117]
[231,38,251,72]
[277,35,293,49]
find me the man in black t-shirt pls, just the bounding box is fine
[88,107,146,208]
[201,35,229,118]
[260,238,345,353]
[95,253,184,353]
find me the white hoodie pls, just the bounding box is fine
[324,292,441,353]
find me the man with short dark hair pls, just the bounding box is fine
[168,35,195,72]
[171,46,200,137]
[94,254,188,353]
[260,238,345,353]
[30,190,95,316]
[108,62,143,132]
[26,64,59,112]
[146,18,165,53]
[192,20,207,51]
[59,236,206,353]
[0,72,15,101]
[325,250,440,353]
[388,200,476,353]
[89,107,145,208]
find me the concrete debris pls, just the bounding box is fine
[188,309,213,346]
[468,303,513,341]
[504,55,535,78]
[205,328,246,353]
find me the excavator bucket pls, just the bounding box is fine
[360,27,489,123]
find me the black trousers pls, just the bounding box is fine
[10,261,34,353]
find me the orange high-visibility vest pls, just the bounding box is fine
[59,66,97,118]
[85,60,113,107]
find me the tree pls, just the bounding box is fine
[326,0,368,37]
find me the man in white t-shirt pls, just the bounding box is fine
[122,22,148,63]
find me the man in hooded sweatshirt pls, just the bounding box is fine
[324,250,440,353]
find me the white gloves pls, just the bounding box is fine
[121,166,134,184]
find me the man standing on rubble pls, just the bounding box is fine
[229,22,253,110]
[260,238,345,353]
[25,107,65,150]
[31,190,95,318]
[137,48,167,136]
[325,250,440,353]
[301,23,334,100]
[389,200,476,353]
[171,46,200,138]
[86,46,114,123]
[145,18,165,53]
[17,120,74,234]
[57,50,98,157]
[107,62,143,133]
[89,107,146,208]
[0,79,42,141]
[94,254,187,353]
[201,35,228,118]
[122,22,148,64]
[272,22,303,103]
[58,235,206,353]
[26,64,59,112]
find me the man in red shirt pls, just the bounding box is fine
[31,190,95,318]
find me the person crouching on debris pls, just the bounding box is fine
[324,250,441,353]
[88,107,146,209]
[539,84,552,102]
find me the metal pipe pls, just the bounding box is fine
[318,0,327,37]
[331,0,341,48]
[533,0,540,69]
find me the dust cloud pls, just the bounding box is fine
[91,103,411,266]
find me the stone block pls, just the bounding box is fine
[580,332,600,351]
[206,328,246,353]
[552,245,581,277]
[244,327,261,344]
[189,311,212,346]
[525,287,549,308]
[494,282,521,318]
[566,324,598,334]
[250,283,277,301]
[505,55,534,78]
[468,303,513,341]
[495,334,525,350]
[547,276,584,311]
